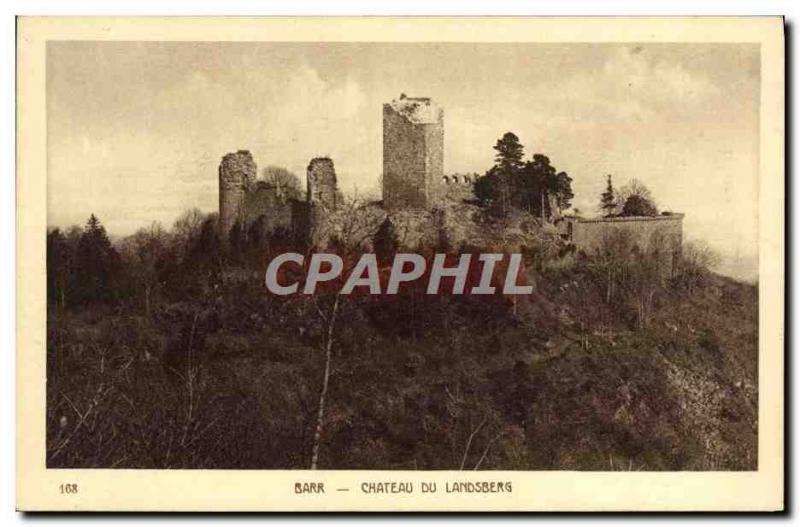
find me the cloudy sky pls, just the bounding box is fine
[47,42,760,279]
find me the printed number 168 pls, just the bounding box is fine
[59,483,78,494]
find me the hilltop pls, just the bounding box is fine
[46,222,757,469]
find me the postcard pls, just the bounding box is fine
[16,16,784,511]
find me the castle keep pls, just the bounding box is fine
[382,95,444,209]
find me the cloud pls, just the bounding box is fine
[557,46,719,122]
[49,61,371,232]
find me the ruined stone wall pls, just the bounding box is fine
[423,115,444,201]
[218,150,257,239]
[217,149,347,248]
[565,214,684,275]
[307,157,338,210]
[242,182,293,234]
[382,98,444,209]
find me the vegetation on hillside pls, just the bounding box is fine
[45,132,754,471]
[46,199,757,470]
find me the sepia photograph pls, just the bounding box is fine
[16,16,785,511]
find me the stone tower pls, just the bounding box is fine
[306,157,338,210]
[218,150,256,239]
[382,94,444,209]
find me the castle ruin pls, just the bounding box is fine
[306,157,338,210]
[558,213,684,276]
[217,152,339,244]
[217,94,684,275]
[382,94,444,209]
[218,150,257,239]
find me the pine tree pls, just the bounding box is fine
[493,132,525,172]
[520,154,572,221]
[75,214,119,304]
[554,171,574,211]
[473,169,499,208]
[600,175,617,217]
[492,133,525,216]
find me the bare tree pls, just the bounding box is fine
[626,252,661,329]
[262,165,303,200]
[676,241,720,293]
[589,230,634,305]
[309,293,340,470]
[119,222,169,316]
[616,178,657,216]
[172,208,206,257]
[308,193,384,469]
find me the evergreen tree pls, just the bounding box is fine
[600,174,617,217]
[519,154,572,220]
[493,132,525,172]
[554,171,574,211]
[518,155,550,217]
[473,167,500,208]
[474,133,526,216]
[493,133,525,216]
[74,214,119,305]
[475,134,572,221]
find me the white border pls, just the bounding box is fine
[5,3,792,522]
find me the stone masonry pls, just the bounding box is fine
[218,150,342,245]
[218,150,257,240]
[217,96,684,265]
[307,157,338,210]
[559,213,685,276]
[382,94,444,209]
